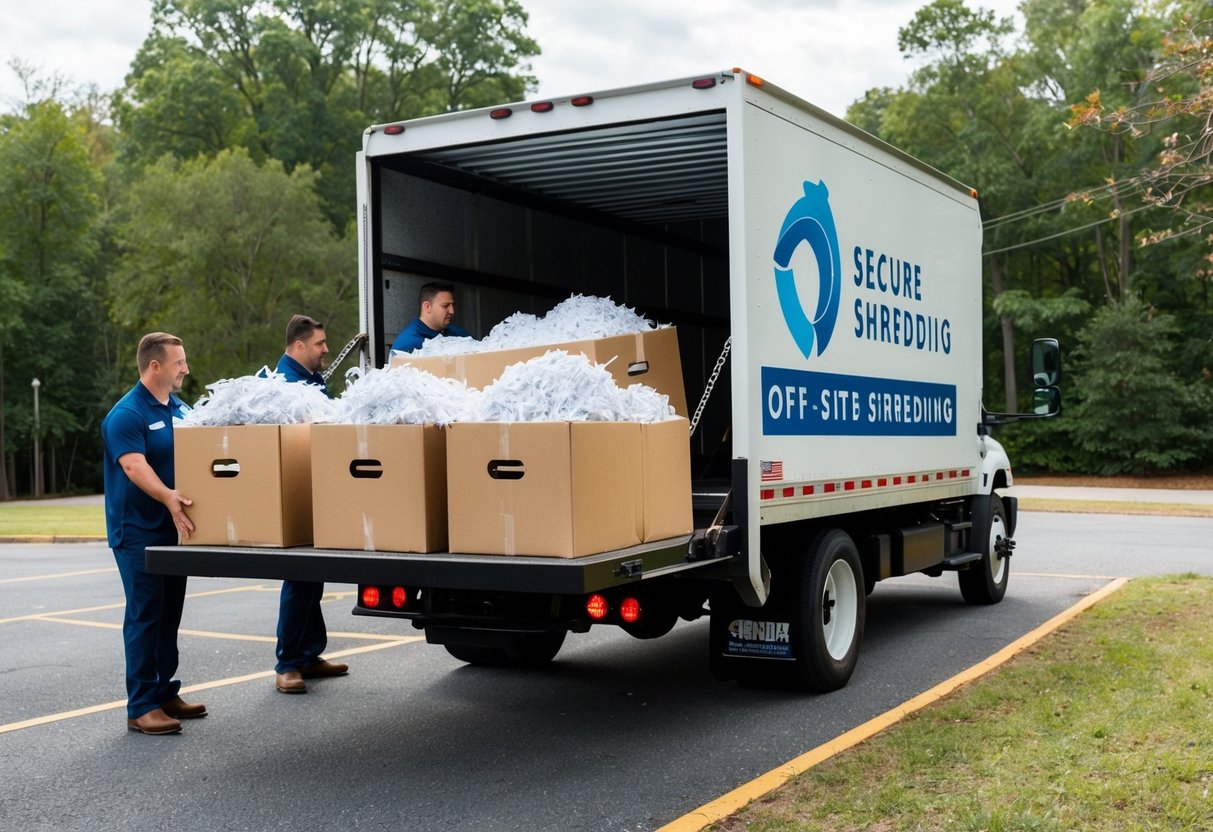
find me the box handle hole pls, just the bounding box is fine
[487,459,525,480]
[211,459,240,478]
[350,459,384,479]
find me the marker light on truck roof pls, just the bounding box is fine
[490,108,512,119]
[391,586,408,609]
[745,74,764,88]
[570,96,594,107]
[361,586,380,608]
[383,124,405,135]
[691,78,717,89]
[620,597,642,624]
[586,594,609,620]
[530,101,554,113]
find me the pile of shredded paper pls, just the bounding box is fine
[472,351,673,423]
[408,294,662,357]
[182,372,337,426]
[333,366,480,426]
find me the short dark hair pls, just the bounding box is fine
[419,282,455,309]
[285,314,324,347]
[137,332,183,373]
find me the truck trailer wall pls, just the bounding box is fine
[732,92,984,530]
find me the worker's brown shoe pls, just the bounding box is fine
[127,708,182,735]
[301,659,349,678]
[275,671,306,694]
[161,696,207,720]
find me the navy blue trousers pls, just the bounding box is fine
[112,546,186,719]
[275,580,327,673]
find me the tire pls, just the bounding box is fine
[444,631,566,668]
[789,528,865,692]
[960,494,1010,605]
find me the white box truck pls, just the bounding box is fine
[150,69,1060,691]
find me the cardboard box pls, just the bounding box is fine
[447,421,644,557]
[310,423,447,553]
[391,327,688,416]
[641,417,693,542]
[174,424,312,547]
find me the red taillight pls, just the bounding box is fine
[570,96,594,107]
[383,124,405,135]
[361,586,380,608]
[620,597,641,624]
[391,586,408,609]
[691,78,717,90]
[530,101,554,113]
[586,594,609,620]
[490,108,512,119]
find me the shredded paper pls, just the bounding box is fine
[408,294,662,358]
[182,372,338,426]
[332,366,480,426]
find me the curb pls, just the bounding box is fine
[0,536,107,544]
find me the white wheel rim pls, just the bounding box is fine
[822,558,859,661]
[989,514,1007,584]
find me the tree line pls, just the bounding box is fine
[0,0,1210,498]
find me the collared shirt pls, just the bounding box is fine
[390,318,471,354]
[101,382,190,549]
[275,353,328,395]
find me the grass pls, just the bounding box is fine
[0,505,106,537]
[1017,498,1213,518]
[707,574,1213,832]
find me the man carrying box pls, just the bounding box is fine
[390,281,471,353]
[271,315,349,693]
[102,332,206,735]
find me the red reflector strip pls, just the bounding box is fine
[802,485,814,495]
[893,477,902,485]
[962,469,970,477]
[691,78,717,89]
[383,124,404,135]
[824,482,836,493]
[570,96,593,106]
[861,480,872,489]
[949,470,958,478]
[844,481,856,492]
[782,487,795,498]
[760,488,775,500]
[490,108,512,119]
[530,101,554,112]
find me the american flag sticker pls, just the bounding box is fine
[760,460,783,482]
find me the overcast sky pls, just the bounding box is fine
[0,0,1021,119]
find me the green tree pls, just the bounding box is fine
[0,97,108,498]
[113,0,540,228]
[111,148,356,398]
[1066,297,1210,473]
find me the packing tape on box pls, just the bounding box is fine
[634,331,646,363]
[498,422,515,556]
[226,516,237,546]
[355,423,369,460]
[362,512,375,552]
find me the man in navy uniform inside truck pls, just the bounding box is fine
[390,281,470,353]
[270,314,349,693]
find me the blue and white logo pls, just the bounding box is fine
[774,180,842,359]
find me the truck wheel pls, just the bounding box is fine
[959,495,1010,605]
[790,528,865,692]
[444,631,566,668]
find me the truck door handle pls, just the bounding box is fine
[211,459,240,478]
[627,360,650,376]
[350,459,384,479]
[487,459,526,480]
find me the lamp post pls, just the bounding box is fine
[31,378,41,498]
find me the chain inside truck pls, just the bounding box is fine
[149,69,1061,691]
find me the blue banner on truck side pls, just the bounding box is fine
[762,366,957,436]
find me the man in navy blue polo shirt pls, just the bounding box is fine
[102,332,207,736]
[390,281,471,353]
[271,315,349,694]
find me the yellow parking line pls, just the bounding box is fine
[30,616,412,644]
[0,567,118,585]
[656,577,1131,832]
[0,636,424,735]
[0,584,272,625]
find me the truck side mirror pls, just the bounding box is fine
[1031,338,1060,387]
[1030,338,1061,416]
